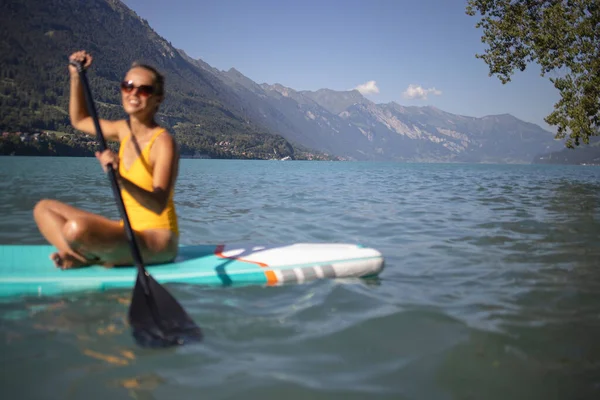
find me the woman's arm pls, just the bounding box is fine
[68,51,121,141]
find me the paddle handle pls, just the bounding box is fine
[70,61,150,290]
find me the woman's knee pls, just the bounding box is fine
[62,217,90,244]
[141,233,178,261]
[33,199,52,220]
[33,199,67,221]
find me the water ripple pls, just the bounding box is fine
[1,158,600,399]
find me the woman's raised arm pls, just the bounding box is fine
[68,50,122,141]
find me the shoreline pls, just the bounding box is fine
[0,132,340,161]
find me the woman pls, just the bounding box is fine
[34,50,180,269]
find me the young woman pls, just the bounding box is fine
[34,50,180,269]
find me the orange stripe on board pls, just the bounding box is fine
[264,270,278,286]
[214,244,269,267]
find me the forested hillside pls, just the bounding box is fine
[0,0,333,160]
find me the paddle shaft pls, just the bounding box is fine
[71,62,151,295]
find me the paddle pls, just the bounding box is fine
[70,60,203,347]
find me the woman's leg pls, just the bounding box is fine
[33,199,111,267]
[33,199,178,269]
[99,228,179,267]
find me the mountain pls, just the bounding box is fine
[189,60,564,162]
[533,137,600,165]
[0,0,329,160]
[1,0,567,162]
[301,89,371,115]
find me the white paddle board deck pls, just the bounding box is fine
[0,243,384,298]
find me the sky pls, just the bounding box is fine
[122,0,559,131]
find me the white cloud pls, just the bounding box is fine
[402,84,442,100]
[354,80,380,95]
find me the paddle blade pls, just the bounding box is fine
[128,272,203,348]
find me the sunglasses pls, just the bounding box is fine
[120,80,155,97]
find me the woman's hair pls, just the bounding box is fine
[130,61,165,98]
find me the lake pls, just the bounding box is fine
[1,157,600,399]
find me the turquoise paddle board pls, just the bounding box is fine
[0,243,384,298]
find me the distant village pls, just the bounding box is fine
[0,130,97,157]
[2,130,48,142]
[2,130,94,143]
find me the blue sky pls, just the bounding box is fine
[122,0,559,131]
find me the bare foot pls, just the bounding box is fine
[50,251,96,270]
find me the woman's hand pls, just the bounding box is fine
[68,50,93,76]
[95,149,119,173]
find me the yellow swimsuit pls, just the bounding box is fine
[118,128,179,235]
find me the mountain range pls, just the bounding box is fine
[188,56,566,163]
[0,0,575,162]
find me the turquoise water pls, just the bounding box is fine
[1,157,600,399]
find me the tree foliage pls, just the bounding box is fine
[466,0,600,147]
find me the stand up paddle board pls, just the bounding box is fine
[0,243,384,298]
